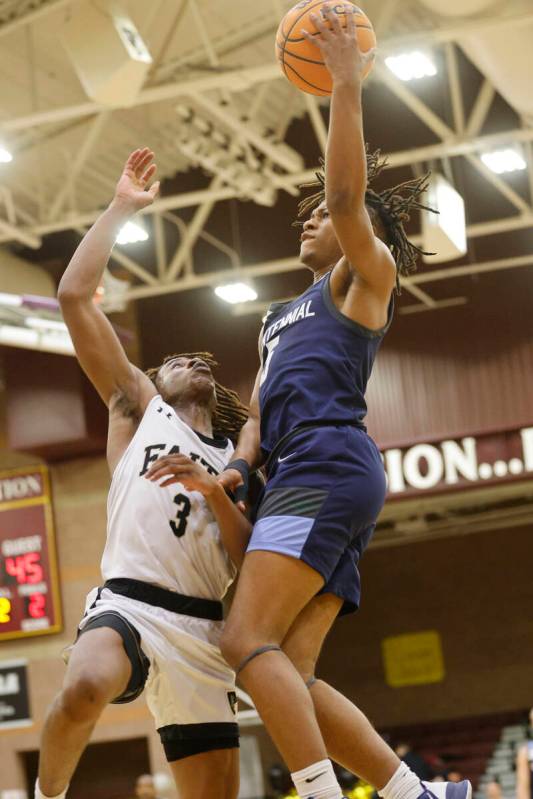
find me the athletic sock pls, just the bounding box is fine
[378,762,423,799]
[35,778,68,799]
[291,758,343,799]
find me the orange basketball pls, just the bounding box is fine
[276,1,376,96]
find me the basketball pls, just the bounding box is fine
[276,1,376,96]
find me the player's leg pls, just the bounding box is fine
[37,626,132,798]
[169,747,239,799]
[220,550,329,770]
[283,594,472,799]
[282,592,400,788]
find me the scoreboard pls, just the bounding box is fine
[0,466,62,642]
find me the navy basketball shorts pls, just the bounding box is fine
[247,425,387,614]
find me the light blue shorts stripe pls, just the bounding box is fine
[246,515,314,558]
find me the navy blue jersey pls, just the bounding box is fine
[259,271,393,458]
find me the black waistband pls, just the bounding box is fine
[103,578,223,622]
[264,420,367,475]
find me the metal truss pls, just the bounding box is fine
[0,2,532,314]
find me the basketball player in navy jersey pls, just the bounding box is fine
[219,9,472,799]
[517,708,533,799]
[36,149,251,799]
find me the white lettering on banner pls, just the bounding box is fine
[403,444,444,490]
[441,438,478,484]
[383,449,405,493]
[0,475,41,502]
[0,673,19,697]
[383,427,533,495]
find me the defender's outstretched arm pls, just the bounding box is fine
[58,148,159,408]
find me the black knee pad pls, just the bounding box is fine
[158,722,239,762]
[77,612,150,704]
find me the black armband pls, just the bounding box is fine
[224,458,250,503]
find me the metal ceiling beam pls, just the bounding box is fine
[75,228,158,286]
[376,63,531,214]
[304,95,328,154]
[408,252,533,285]
[378,10,533,54]
[0,162,532,248]
[464,79,495,138]
[47,112,110,221]
[0,217,40,248]
[121,246,533,304]
[0,0,72,39]
[445,43,464,135]
[191,93,303,173]
[0,64,281,133]
[153,214,167,279]
[165,175,225,282]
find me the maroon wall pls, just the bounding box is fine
[366,274,533,447]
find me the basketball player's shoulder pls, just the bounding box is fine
[109,364,157,421]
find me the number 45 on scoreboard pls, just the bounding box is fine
[0,466,62,642]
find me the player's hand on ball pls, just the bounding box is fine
[144,455,217,497]
[111,147,160,215]
[302,6,375,85]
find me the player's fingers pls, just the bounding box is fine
[158,476,182,488]
[346,7,357,37]
[132,147,149,170]
[148,180,161,200]
[135,150,154,177]
[126,149,141,169]
[141,163,157,185]
[237,501,246,513]
[301,29,323,48]
[326,7,342,34]
[145,464,187,480]
[310,12,330,38]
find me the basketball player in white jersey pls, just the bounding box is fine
[36,149,251,799]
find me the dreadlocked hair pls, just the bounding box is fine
[296,148,437,293]
[145,352,248,445]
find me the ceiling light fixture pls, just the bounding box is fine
[214,282,258,305]
[480,148,527,174]
[116,221,149,245]
[385,51,437,81]
[0,146,13,163]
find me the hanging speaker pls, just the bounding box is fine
[60,2,153,107]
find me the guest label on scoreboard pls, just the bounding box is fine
[0,466,62,642]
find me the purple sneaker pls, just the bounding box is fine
[419,780,473,799]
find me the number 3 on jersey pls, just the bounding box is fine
[170,492,191,538]
[260,335,280,386]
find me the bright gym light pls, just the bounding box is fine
[214,282,258,305]
[385,52,437,81]
[480,148,527,175]
[116,221,149,245]
[0,146,13,163]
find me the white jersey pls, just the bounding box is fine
[102,395,236,600]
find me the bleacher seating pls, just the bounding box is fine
[381,710,527,791]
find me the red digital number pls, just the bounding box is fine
[28,593,46,619]
[5,553,43,585]
[5,555,27,583]
[25,552,43,584]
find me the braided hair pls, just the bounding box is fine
[146,352,248,444]
[296,148,437,292]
